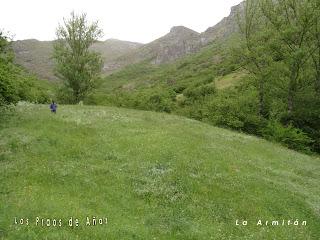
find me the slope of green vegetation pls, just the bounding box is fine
[81,0,320,154]
[84,36,318,154]
[86,38,244,118]
[68,0,320,156]
[215,71,247,90]
[0,32,52,107]
[0,60,52,106]
[0,104,319,239]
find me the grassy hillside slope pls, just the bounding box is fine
[89,39,243,107]
[0,104,319,239]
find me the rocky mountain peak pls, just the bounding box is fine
[169,26,199,36]
[200,1,245,44]
[230,1,245,16]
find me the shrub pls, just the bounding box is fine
[262,121,313,152]
[146,94,173,113]
[184,84,216,101]
[205,88,262,134]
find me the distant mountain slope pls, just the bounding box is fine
[90,37,243,107]
[12,1,245,80]
[103,2,245,72]
[104,26,203,72]
[12,40,55,80]
[12,39,142,80]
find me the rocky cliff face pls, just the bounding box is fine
[151,26,202,64]
[200,1,245,44]
[104,26,203,72]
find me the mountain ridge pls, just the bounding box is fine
[12,38,143,80]
[100,2,244,73]
[12,1,244,80]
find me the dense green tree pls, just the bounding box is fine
[308,0,320,95]
[259,0,315,116]
[0,31,13,63]
[236,0,273,118]
[234,0,320,152]
[53,12,103,103]
[0,30,50,106]
[0,31,21,106]
[238,0,319,117]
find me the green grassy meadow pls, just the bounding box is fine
[0,104,319,239]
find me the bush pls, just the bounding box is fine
[184,84,216,101]
[0,32,50,106]
[147,94,172,113]
[262,121,313,152]
[0,62,50,105]
[205,88,262,134]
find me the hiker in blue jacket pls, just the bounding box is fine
[50,101,57,113]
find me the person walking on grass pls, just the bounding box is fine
[50,101,57,113]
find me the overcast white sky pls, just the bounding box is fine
[1,0,243,44]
